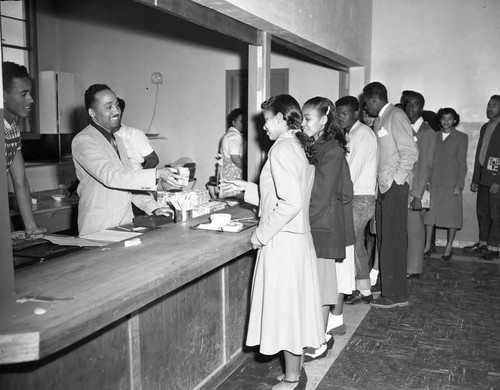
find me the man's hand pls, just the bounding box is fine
[453,186,461,195]
[410,197,422,211]
[153,207,174,216]
[471,183,478,192]
[156,168,182,188]
[491,183,500,194]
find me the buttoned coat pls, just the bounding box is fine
[424,128,468,228]
[409,121,437,199]
[309,137,355,260]
[244,131,315,244]
[72,124,160,236]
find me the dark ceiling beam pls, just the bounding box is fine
[134,0,260,45]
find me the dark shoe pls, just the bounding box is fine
[406,273,421,279]
[327,323,346,336]
[304,344,327,362]
[325,333,335,350]
[370,296,409,308]
[464,242,487,252]
[441,251,453,261]
[344,290,373,305]
[279,367,307,389]
[423,248,433,258]
[481,250,499,260]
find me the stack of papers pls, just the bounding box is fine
[196,221,244,232]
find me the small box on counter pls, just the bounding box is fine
[191,201,226,218]
[133,214,174,229]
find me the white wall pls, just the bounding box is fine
[37,0,247,188]
[371,0,500,243]
[272,52,340,106]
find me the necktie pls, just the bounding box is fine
[110,136,120,158]
[374,116,381,131]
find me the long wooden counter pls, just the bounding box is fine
[0,205,257,389]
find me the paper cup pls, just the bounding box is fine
[210,213,231,227]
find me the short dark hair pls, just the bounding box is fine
[490,95,500,104]
[407,91,425,107]
[335,96,359,112]
[363,82,388,102]
[226,108,245,128]
[84,84,112,111]
[2,61,30,92]
[437,107,460,127]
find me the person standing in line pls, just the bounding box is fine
[3,61,46,237]
[335,96,378,305]
[404,92,437,278]
[465,95,500,260]
[220,95,324,390]
[423,108,467,261]
[300,96,354,361]
[363,81,418,309]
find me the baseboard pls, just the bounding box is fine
[193,349,251,390]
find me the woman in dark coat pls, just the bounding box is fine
[424,108,468,261]
[302,96,355,361]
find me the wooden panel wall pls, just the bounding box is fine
[224,253,254,358]
[0,319,130,390]
[138,268,224,390]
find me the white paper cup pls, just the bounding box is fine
[210,213,231,227]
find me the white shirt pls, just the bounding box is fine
[411,117,424,133]
[115,124,154,171]
[220,127,243,158]
[346,120,378,196]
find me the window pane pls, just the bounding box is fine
[2,47,29,71]
[1,17,26,47]
[0,1,25,20]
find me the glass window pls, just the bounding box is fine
[1,0,36,132]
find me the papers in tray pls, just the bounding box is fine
[80,229,143,243]
[195,221,244,233]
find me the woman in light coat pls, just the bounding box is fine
[221,94,323,390]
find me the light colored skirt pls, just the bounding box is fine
[335,245,356,295]
[246,231,325,355]
[317,257,338,305]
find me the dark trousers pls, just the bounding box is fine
[376,182,409,299]
[477,184,500,251]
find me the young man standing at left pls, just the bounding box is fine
[3,61,45,237]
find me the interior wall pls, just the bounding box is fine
[371,0,500,244]
[212,0,372,67]
[271,52,340,107]
[36,0,248,188]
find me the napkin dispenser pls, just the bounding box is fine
[133,214,174,229]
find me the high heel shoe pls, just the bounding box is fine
[441,250,453,261]
[424,248,433,258]
[276,367,307,390]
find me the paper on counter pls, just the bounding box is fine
[43,234,108,247]
[196,222,244,233]
[80,230,143,243]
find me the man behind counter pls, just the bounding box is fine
[3,61,46,237]
[72,84,180,236]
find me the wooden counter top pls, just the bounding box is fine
[0,205,257,364]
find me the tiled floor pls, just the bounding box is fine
[216,250,500,390]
